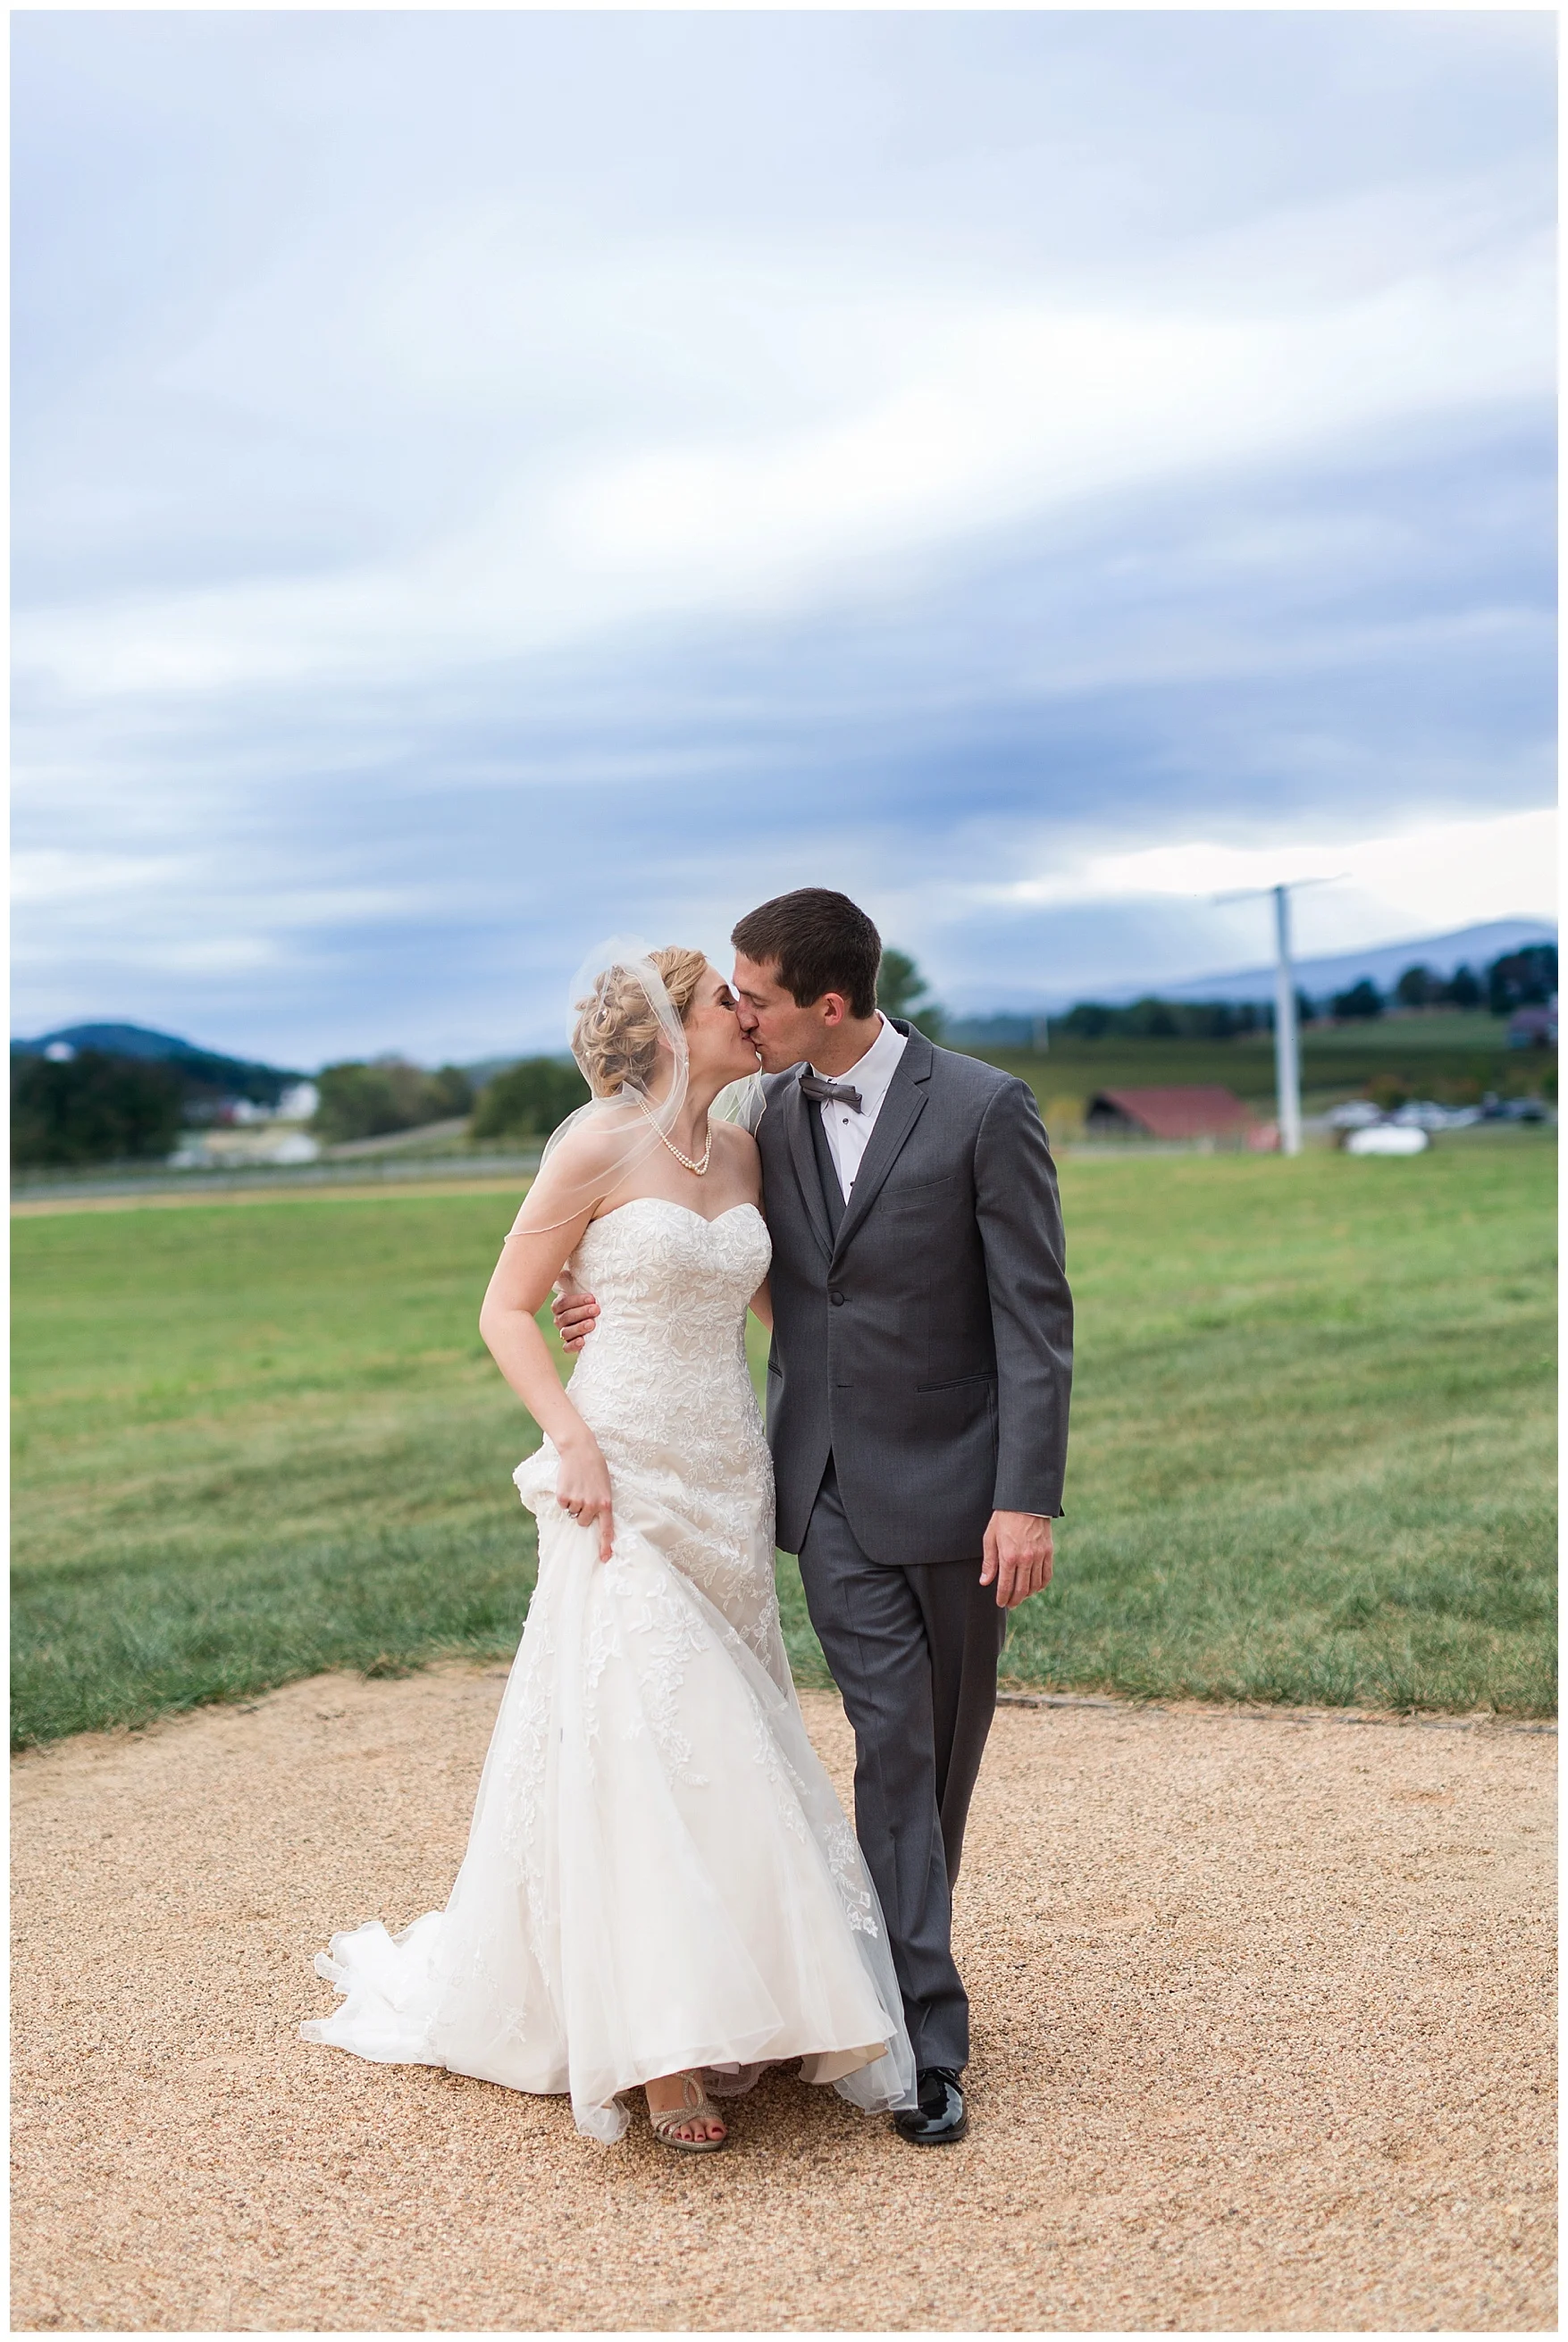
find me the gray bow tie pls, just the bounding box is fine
[800,1072,863,1112]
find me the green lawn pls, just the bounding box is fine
[996,1127,1555,1717]
[11,1129,1555,1747]
[975,1010,1554,1123]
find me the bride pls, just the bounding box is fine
[302,943,915,2151]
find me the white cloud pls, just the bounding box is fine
[11,849,197,905]
[13,199,1552,702]
[10,13,1555,1057]
[566,239,1551,585]
[995,806,1558,936]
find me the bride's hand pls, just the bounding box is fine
[555,1433,616,1562]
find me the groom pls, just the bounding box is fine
[559,889,1072,2145]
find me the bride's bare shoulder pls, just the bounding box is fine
[526,1111,639,1200]
[709,1118,761,1188]
[710,1116,758,1156]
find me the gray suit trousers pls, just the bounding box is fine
[797,1459,1007,2073]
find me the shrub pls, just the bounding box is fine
[1363,1072,1412,1112]
[313,1059,474,1146]
[1057,997,1266,1041]
[12,1051,185,1167]
[423,1064,475,1117]
[471,1057,591,1140]
[876,948,946,1039]
[1331,978,1383,1021]
[1044,1094,1087,1142]
[1487,945,1557,1016]
[1120,996,1180,1038]
[1074,1000,1174,1040]
[1057,1003,1115,1040]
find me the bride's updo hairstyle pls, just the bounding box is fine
[573,946,707,1098]
[504,936,700,1238]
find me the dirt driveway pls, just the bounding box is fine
[12,1671,1555,2332]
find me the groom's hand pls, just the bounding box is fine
[551,1281,600,1354]
[981,1512,1054,1608]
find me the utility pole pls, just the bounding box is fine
[1214,875,1342,1158]
[1271,884,1302,1157]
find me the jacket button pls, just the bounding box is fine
[830,1289,845,1306]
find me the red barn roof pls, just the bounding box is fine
[1087,1085,1256,1139]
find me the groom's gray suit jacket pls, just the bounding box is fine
[757,1024,1073,1562]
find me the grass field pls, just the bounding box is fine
[974,1010,1554,1127]
[12,1129,1555,1747]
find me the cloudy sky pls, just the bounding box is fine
[13,11,1556,1064]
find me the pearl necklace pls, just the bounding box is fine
[638,1097,712,1176]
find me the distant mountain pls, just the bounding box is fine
[14,1020,208,1062]
[11,1021,302,1106]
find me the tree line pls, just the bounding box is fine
[1054,944,1555,1041]
[298,947,947,1145]
[11,941,1555,1168]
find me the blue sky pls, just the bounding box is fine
[13,12,1556,1063]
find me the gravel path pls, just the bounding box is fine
[12,1670,1555,2332]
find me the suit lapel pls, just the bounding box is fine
[831,1028,933,1260]
[782,1073,834,1262]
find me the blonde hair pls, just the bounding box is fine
[572,946,708,1097]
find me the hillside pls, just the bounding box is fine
[12,1022,300,1106]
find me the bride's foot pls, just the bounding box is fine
[645,2070,728,2151]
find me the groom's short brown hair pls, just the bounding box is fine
[732,889,882,1020]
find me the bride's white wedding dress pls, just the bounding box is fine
[302,1196,915,2141]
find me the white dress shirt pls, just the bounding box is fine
[809,1013,908,1201]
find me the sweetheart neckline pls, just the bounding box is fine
[585,1196,765,1234]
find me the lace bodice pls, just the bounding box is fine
[514,1197,776,1654]
[566,1198,770,1455]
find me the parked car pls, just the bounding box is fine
[1345,1124,1430,1156]
[1480,1093,1548,1123]
[1392,1102,1483,1132]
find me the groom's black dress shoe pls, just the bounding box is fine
[894,2066,968,2146]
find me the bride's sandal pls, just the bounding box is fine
[647,2071,728,2153]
